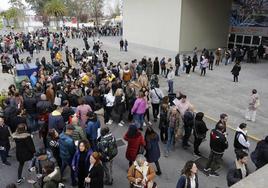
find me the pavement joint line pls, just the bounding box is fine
[203,113,261,142]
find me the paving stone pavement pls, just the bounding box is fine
[0,34,266,188]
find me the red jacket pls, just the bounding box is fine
[124,131,145,161]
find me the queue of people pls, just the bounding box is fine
[0,28,266,188]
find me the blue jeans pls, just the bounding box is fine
[168,80,173,93]
[166,127,175,153]
[0,144,9,163]
[133,114,144,129]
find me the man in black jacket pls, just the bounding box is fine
[175,53,180,76]
[0,117,11,165]
[227,150,249,187]
[204,123,228,177]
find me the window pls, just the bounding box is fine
[243,36,251,44]
[229,34,235,43]
[236,35,243,43]
[252,36,261,45]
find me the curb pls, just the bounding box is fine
[204,114,261,142]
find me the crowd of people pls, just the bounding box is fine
[0,28,267,188]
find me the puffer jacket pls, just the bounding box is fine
[59,132,75,162]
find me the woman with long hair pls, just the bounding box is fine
[176,160,199,188]
[144,126,162,175]
[72,140,93,188]
[12,123,35,185]
[131,91,147,131]
[124,124,146,167]
[84,152,104,188]
[114,88,126,126]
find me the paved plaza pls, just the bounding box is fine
[0,35,267,188]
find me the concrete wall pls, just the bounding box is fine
[123,0,182,52]
[179,0,232,52]
[231,164,268,188]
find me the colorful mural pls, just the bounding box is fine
[230,0,268,27]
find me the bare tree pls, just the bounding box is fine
[89,0,104,26]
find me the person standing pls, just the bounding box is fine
[208,51,215,70]
[145,126,162,175]
[176,161,199,188]
[114,88,126,127]
[76,98,92,128]
[231,61,241,82]
[124,40,128,51]
[191,112,208,156]
[216,113,228,133]
[85,112,100,151]
[182,109,194,149]
[185,56,192,76]
[227,150,250,187]
[153,57,160,75]
[165,107,182,157]
[127,154,156,188]
[159,98,169,144]
[131,91,147,130]
[97,127,118,185]
[150,84,164,122]
[245,89,260,122]
[165,58,172,78]
[124,124,146,167]
[200,55,208,76]
[13,123,36,184]
[0,117,11,166]
[192,54,198,72]
[119,39,124,51]
[59,125,77,186]
[72,140,93,188]
[160,57,166,77]
[175,53,180,76]
[204,123,228,177]
[84,152,104,188]
[146,58,153,81]
[233,123,250,154]
[167,67,175,93]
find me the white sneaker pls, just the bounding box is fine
[148,121,152,125]
[120,121,125,124]
[118,123,124,127]
[143,122,146,127]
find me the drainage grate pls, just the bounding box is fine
[116,139,126,147]
[194,156,221,175]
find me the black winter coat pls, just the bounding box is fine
[253,139,268,169]
[13,132,35,162]
[231,64,241,76]
[0,125,10,146]
[210,129,228,154]
[88,163,104,188]
[23,96,37,114]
